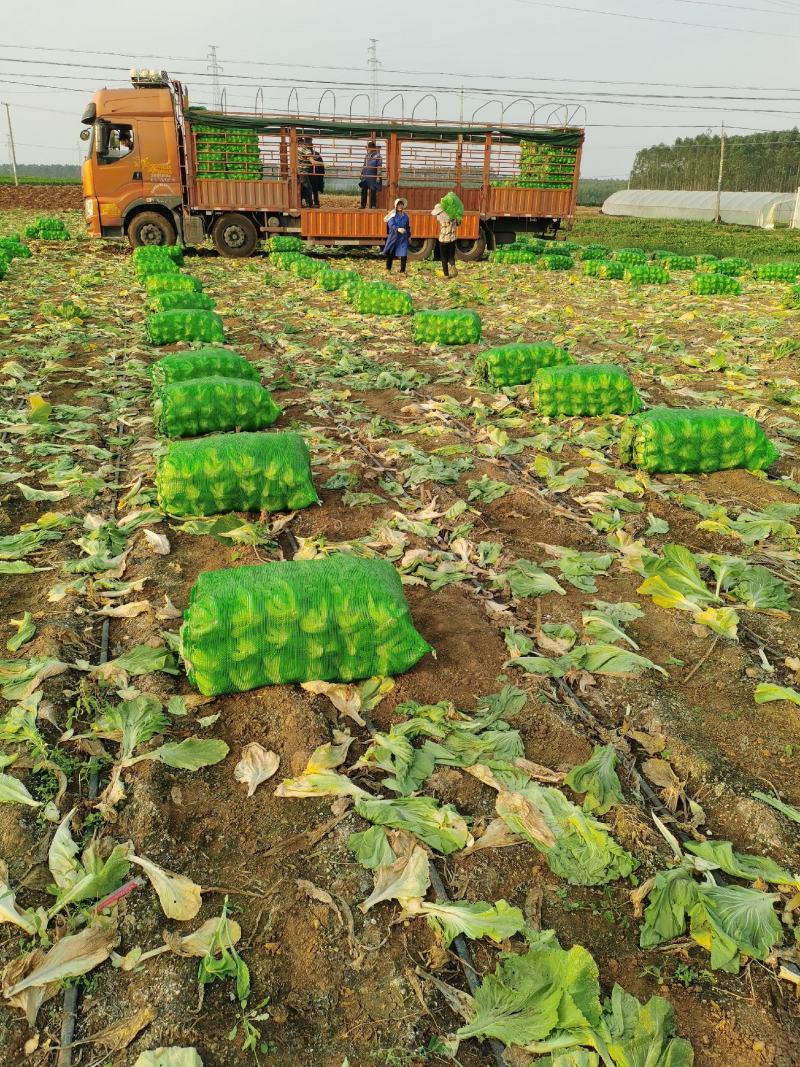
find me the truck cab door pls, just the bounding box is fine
[94,120,143,232]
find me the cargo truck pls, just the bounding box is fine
[81,70,584,260]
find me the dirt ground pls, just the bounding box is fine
[0,184,83,211]
[0,205,799,1067]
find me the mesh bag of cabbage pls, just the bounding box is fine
[268,235,304,252]
[316,269,357,291]
[755,262,800,282]
[181,554,432,694]
[148,290,216,313]
[133,244,184,266]
[150,348,259,387]
[290,256,326,278]
[145,273,203,294]
[270,251,306,270]
[689,273,741,296]
[488,249,540,264]
[440,191,464,223]
[474,342,575,387]
[0,236,31,259]
[611,248,647,266]
[156,431,318,516]
[661,255,695,271]
[624,265,670,285]
[136,259,180,281]
[578,244,610,261]
[146,309,225,345]
[355,284,413,315]
[533,363,642,417]
[596,261,625,280]
[413,309,482,345]
[782,284,800,309]
[153,377,281,438]
[619,407,778,473]
[536,254,573,271]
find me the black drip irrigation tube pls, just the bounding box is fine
[57,440,124,1067]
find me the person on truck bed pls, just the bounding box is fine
[310,147,325,208]
[432,200,458,278]
[383,198,411,274]
[298,137,314,208]
[359,141,382,209]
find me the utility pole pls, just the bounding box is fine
[3,103,18,186]
[714,120,725,224]
[367,39,380,119]
[459,88,465,124]
[206,45,223,111]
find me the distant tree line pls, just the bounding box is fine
[0,163,80,179]
[629,129,800,192]
[577,178,627,206]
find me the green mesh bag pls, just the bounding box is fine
[693,254,718,266]
[619,407,778,473]
[146,310,225,346]
[145,273,203,294]
[612,248,647,266]
[156,431,318,516]
[154,377,281,438]
[0,237,31,259]
[689,274,741,295]
[440,191,464,223]
[649,249,674,261]
[290,256,326,279]
[271,251,306,270]
[25,217,70,240]
[661,255,695,271]
[0,254,7,281]
[316,269,357,291]
[536,254,573,271]
[133,244,184,266]
[704,257,750,276]
[413,309,482,345]
[148,290,216,313]
[347,279,393,305]
[532,364,641,417]
[755,262,800,282]
[782,284,800,308]
[624,265,670,285]
[268,235,304,252]
[595,261,625,280]
[474,342,574,387]
[355,284,413,316]
[136,259,180,280]
[489,249,540,264]
[181,555,432,694]
[578,244,610,261]
[150,348,259,387]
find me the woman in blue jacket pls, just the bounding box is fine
[383,198,411,274]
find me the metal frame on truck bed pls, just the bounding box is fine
[81,71,584,259]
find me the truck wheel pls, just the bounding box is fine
[212,213,258,258]
[128,211,177,248]
[407,237,436,262]
[455,234,487,261]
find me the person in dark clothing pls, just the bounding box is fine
[310,148,325,208]
[383,198,411,274]
[298,137,314,208]
[359,141,382,208]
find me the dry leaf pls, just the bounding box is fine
[128,855,201,921]
[96,601,150,619]
[627,728,667,755]
[642,758,683,812]
[155,596,182,620]
[23,1034,39,1055]
[513,757,562,783]
[143,530,170,555]
[301,680,365,726]
[234,744,279,797]
[462,817,523,855]
[496,790,557,849]
[84,1005,155,1052]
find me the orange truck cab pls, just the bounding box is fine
[82,70,584,259]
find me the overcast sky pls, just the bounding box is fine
[3,0,800,177]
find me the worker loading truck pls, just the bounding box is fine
[80,69,584,259]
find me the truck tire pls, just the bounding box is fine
[212,213,259,258]
[128,211,177,248]
[455,234,487,262]
[407,237,436,262]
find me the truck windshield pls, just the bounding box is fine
[95,121,135,163]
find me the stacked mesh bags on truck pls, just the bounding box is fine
[157,432,318,516]
[181,554,432,695]
[532,364,641,417]
[194,123,261,180]
[474,342,574,387]
[413,309,482,345]
[619,407,778,473]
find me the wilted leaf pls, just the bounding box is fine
[6,613,36,653]
[143,529,170,555]
[128,854,201,921]
[234,743,279,797]
[96,601,151,618]
[133,1051,203,1067]
[359,842,431,913]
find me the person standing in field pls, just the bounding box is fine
[310,146,325,208]
[359,141,382,208]
[298,137,314,208]
[432,200,458,278]
[383,198,411,274]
